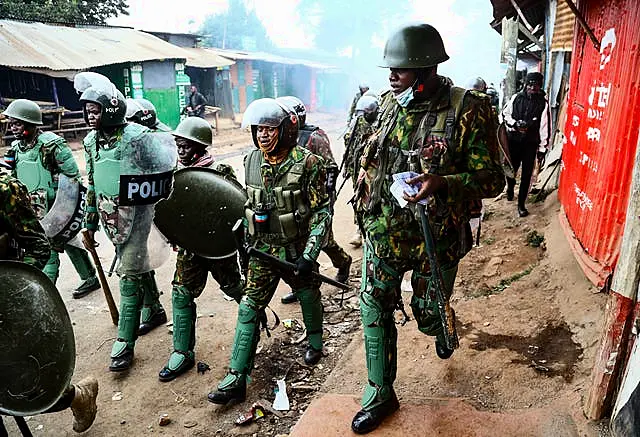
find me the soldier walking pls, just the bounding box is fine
[2,99,100,297]
[351,24,505,433]
[276,96,352,304]
[208,98,330,405]
[157,117,245,381]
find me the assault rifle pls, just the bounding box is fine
[232,219,349,291]
[417,202,459,351]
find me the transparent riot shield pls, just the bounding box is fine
[39,175,86,247]
[107,130,177,275]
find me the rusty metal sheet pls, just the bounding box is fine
[0,19,188,71]
[558,0,640,287]
[551,0,576,52]
[181,47,234,69]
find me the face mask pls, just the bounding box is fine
[394,86,414,108]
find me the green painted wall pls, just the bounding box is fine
[144,88,180,129]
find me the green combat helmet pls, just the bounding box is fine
[2,99,43,125]
[173,117,212,147]
[381,24,449,68]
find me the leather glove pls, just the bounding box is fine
[295,257,315,277]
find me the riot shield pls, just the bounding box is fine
[40,175,86,247]
[0,261,75,416]
[154,167,247,259]
[102,130,177,275]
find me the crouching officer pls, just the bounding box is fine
[76,73,176,371]
[2,99,100,297]
[158,117,244,381]
[276,96,352,304]
[208,98,331,405]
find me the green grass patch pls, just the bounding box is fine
[491,265,534,294]
[526,230,545,248]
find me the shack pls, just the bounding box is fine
[0,19,189,130]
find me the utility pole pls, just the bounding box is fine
[501,16,519,107]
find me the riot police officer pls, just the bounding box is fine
[77,74,176,372]
[125,98,172,132]
[158,117,244,382]
[2,99,100,298]
[351,24,505,433]
[207,98,331,405]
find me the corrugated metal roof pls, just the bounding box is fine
[181,47,234,69]
[551,0,575,51]
[0,19,188,71]
[208,48,334,69]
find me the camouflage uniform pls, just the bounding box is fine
[353,78,505,413]
[0,170,50,268]
[344,115,375,186]
[11,131,97,286]
[298,125,351,273]
[211,142,331,402]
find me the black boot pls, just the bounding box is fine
[435,335,454,360]
[518,206,529,217]
[208,372,247,405]
[281,291,298,304]
[138,308,167,336]
[351,390,400,434]
[73,276,100,299]
[109,348,134,372]
[506,177,515,201]
[304,346,323,365]
[158,352,195,382]
[335,255,352,284]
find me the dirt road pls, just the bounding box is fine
[3,112,608,436]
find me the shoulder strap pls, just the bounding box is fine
[245,149,264,187]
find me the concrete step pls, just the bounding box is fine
[290,393,580,437]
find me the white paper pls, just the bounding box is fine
[272,379,290,411]
[390,171,428,207]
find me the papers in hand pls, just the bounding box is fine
[390,171,428,208]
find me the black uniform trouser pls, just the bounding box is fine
[506,136,538,208]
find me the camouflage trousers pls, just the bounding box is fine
[172,250,243,300]
[322,227,351,269]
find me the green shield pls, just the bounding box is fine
[154,167,247,259]
[0,261,75,416]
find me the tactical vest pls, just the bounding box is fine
[13,132,61,196]
[86,123,148,199]
[244,148,311,245]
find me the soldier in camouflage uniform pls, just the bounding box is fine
[2,99,100,298]
[0,165,99,433]
[276,96,352,304]
[79,76,175,372]
[343,95,379,248]
[208,98,331,405]
[348,83,370,124]
[125,98,172,132]
[158,117,244,382]
[350,24,505,433]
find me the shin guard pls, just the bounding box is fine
[297,287,323,350]
[65,245,96,280]
[111,277,143,358]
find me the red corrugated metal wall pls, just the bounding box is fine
[558,0,640,286]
